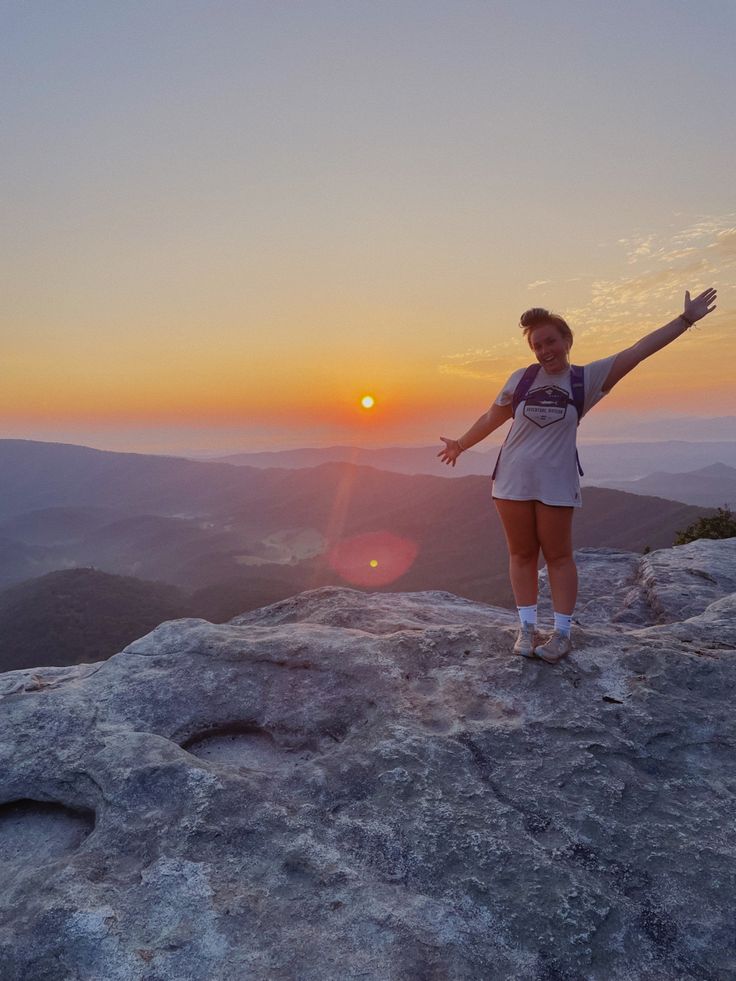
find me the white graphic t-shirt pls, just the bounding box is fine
[491,355,617,508]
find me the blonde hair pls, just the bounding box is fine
[519,307,573,349]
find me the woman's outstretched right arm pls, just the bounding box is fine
[438,401,513,467]
[600,286,717,393]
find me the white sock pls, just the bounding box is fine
[517,604,537,627]
[554,611,573,636]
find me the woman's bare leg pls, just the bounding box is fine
[493,499,540,605]
[534,501,576,614]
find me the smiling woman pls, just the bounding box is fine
[438,287,718,665]
[525,309,574,375]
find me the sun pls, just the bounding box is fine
[360,395,375,409]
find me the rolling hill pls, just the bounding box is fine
[592,462,736,508]
[199,440,736,481]
[0,440,716,664]
[0,568,190,672]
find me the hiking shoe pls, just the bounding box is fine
[513,622,538,658]
[534,629,572,664]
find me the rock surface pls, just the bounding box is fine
[1,539,735,980]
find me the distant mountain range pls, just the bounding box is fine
[197,440,736,482]
[207,443,499,475]
[0,438,274,521]
[0,438,719,672]
[589,462,736,508]
[576,414,736,442]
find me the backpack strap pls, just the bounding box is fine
[569,364,585,422]
[491,445,502,480]
[570,364,585,476]
[493,364,541,480]
[511,364,542,417]
[513,363,585,421]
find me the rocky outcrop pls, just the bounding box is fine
[538,537,736,628]
[1,540,735,980]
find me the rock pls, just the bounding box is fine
[1,541,735,979]
[537,538,736,629]
[630,537,736,623]
[538,547,643,626]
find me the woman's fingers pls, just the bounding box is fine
[438,437,462,466]
[684,286,718,322]
[438,451,458,465]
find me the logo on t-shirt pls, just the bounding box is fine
[523,385,569,428]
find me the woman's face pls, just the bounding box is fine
[529,324,570,374]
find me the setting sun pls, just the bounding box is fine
[360,395,375,409]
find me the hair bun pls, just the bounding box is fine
[519,307,550,328]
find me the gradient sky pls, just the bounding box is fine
[1,0,734,454]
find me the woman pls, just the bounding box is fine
[438,287,717,664]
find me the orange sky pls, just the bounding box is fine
[2,4,734,453]
[2,265,732,426]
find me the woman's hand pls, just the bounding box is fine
[437,436,464,467]
[684,286,717,324]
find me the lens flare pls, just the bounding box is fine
[327,530,418,587]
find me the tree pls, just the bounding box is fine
[674,506,736,546]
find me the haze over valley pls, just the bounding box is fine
[0,438,723,671]
[200,439,736,502]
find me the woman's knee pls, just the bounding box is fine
[542,550,575,570]
[509,547,540,567]
[534,503,574,559]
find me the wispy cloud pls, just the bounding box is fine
[438,337,527,381]
[439,213,732,371]
[576,212,733,342]
[707,226,736,260]
[618,213,736,266]
[540,212,736,344]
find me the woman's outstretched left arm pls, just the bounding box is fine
[601,286,717,392]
